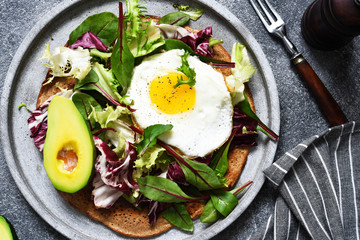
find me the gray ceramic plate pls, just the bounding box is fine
[1,0,280,239]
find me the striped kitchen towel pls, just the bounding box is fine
[251,121,359,240]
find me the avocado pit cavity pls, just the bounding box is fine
[57,147,78,172]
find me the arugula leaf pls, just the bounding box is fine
[137,176,206,202]
[174,51,196,88]
[236,92,278,140]
[69,12,118,46]
[210,190,238,217]
[137,124,173,156]
[72,92,102,131]
[162,203,193,232]
[159,12,190,26]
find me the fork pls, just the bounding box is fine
[249,0,348,126]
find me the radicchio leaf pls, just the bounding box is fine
[157,24,215,58]
[231,107,258,148]
[69,31,109,52]
[27,90,73,152]
[180,26,214,57]
[148,200,167,225]
[92,172,123,208]
[167,162,188,186]
[93,135,138,196]
[135,194,167,225]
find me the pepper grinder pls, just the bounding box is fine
[301,0,360,50]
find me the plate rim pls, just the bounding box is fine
[0,0,280,239]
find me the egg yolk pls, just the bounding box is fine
[149,72,196,114]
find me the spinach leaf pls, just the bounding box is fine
[209,130,236,177]
[163,39,194,53]
[210,190,238,217]
[179,157,225,191]
[111,8,135,95]
[236,92,278,140]
[74,69,99,90]
[200,181,253,222]
[137,176,203,202]
[160,144,225,191]
[72,92,102,131]
[200,199,223,223]
[162,203,193,232]
[69,12,118,46]
[159,12,190,26]
[137,124,173,156]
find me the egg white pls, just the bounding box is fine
[127,49,233,157]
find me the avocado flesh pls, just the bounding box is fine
[43,96,95,193]
[0,216,17,240]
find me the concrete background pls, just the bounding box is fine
[0,0,359,239]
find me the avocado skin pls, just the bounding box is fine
[0,216,18,240]
[43,96,95,193]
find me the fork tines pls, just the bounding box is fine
[249,0,284,32]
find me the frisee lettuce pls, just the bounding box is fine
[40,42,91,85]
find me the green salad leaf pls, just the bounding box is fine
[111,30,135,96]
[137,176,203,202]
[210,190,238,217]
[137,124,173,156]
[237,92,278,140]
[178,157,225,191]
[179,8,204,21]
[173,4,204,20]
[74,69,99,90]
[159,12,190,26]
[226,43,257,105]
[200,181,253,223]
[162,203,194,232]
[72,92,102,131]
[125,0,165,57]
[209,130,236,177]
[69,12,118,46]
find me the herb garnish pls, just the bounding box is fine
[174,51,196,88]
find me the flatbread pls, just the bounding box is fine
[36,23,255,238]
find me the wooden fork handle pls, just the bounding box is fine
[292,54,348,126]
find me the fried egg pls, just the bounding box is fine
[127,49,233,157]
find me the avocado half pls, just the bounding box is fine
[43,96,95,193]
[0,216,18,240]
